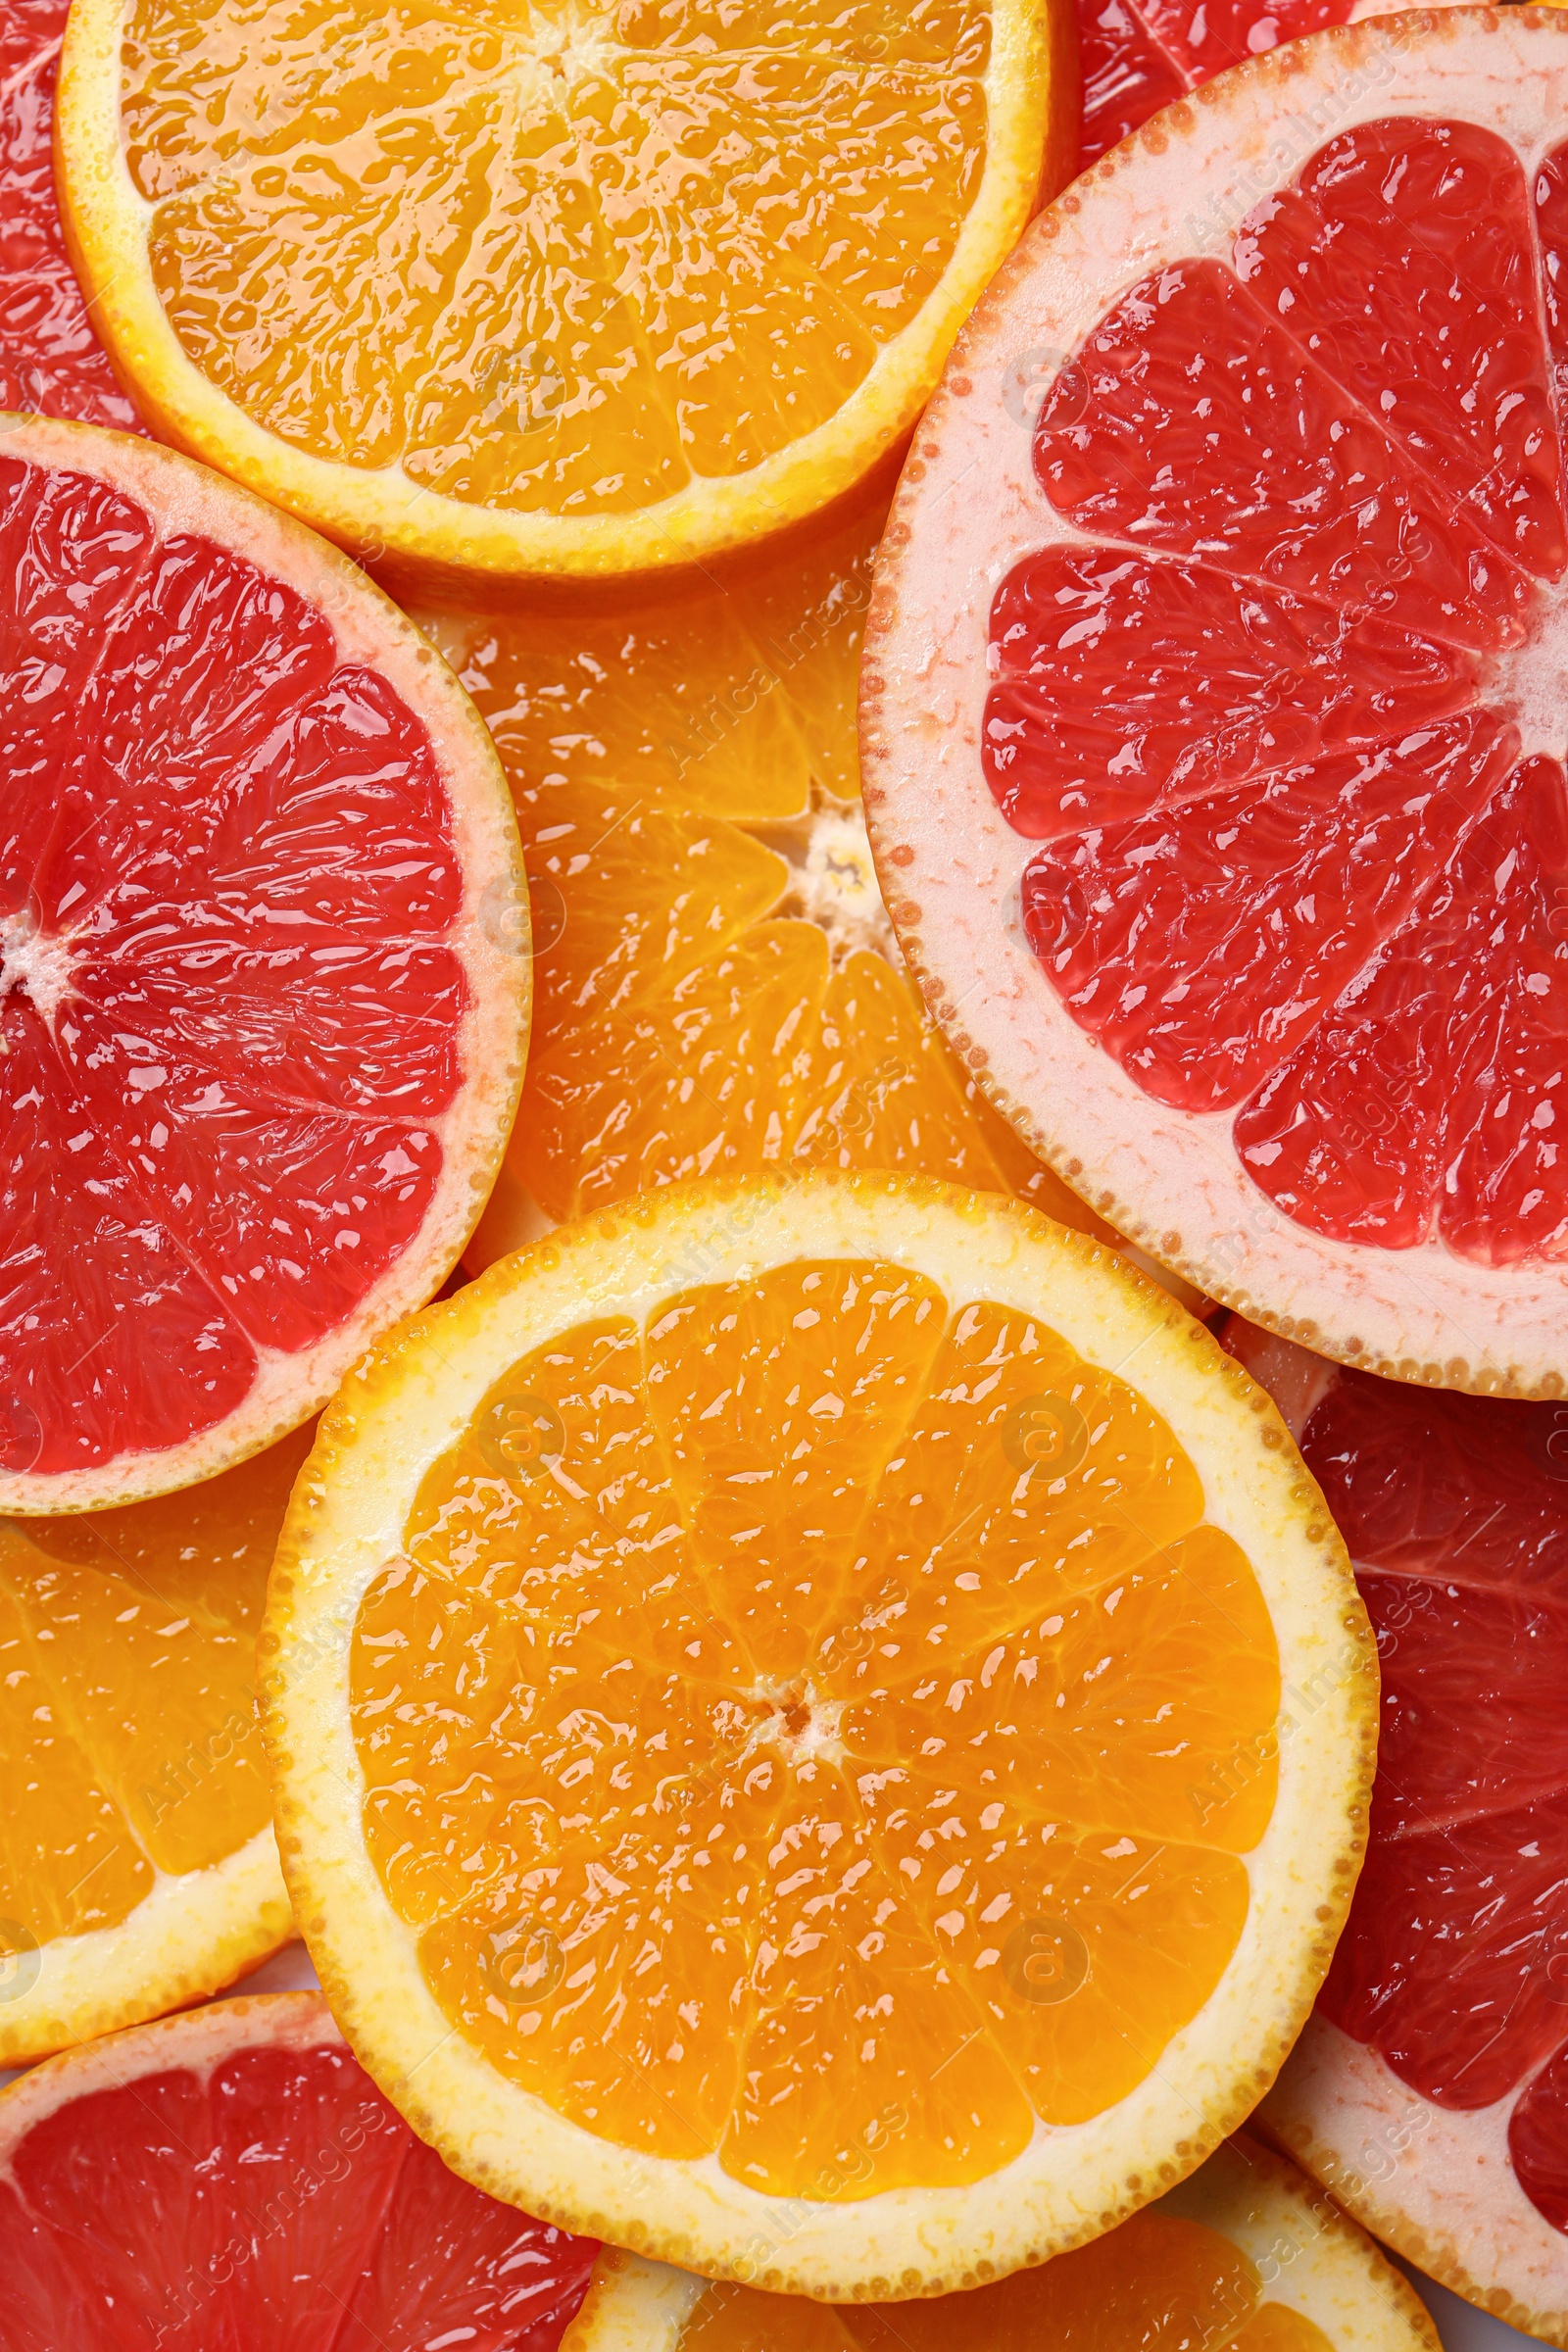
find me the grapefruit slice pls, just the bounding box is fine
[0,0,140,428]
[0,1990,602,2348]
[422,493,1122,1273]
[0,417,528,1513]
[579,2134,1438,2351]
[0,1426,318,2065]
[263,1170,1374,2297]
[864,8,1568,1397]
[54,0,1076,590]
[1215,1321,1568,2346]
[1076,0,1351,168]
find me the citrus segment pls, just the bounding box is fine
[0,1992,601,2349]
[57,0,1074,581]
[431,500,1117,1268]
[1228,1323,1568,2340]
[574,2134,1438,2352]
[265,1173,1373,2293]
[1076,0,1354,165]
[864,12,1568,1390]
[0,0,140,427]
[0,1426,313,2064]
[0,418,527,1510]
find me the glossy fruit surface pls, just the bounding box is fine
[57,0,1076,584]
[1229,1321,1568,2344]
[865,11,1568,1393]
[265,1172,1373,2297]
[0,418,527,1510]
[0,1991,600,2350]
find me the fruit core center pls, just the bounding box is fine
[0,911,75,1030]
[788,803,898,963]
[1486,581,1568,758]
[759,1686,845,1767]
[523,0,611,86]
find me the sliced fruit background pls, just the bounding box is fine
[1219,1323,1568,2347]
[55,0,1077,583]
[0,1430,305,2064]
[864,11,1568,1395]
[0,419,529,1511]
[425,495,1123,1270]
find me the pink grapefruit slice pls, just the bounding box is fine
[864,7,1568,1396]
[0,1990,602,2348]
[0,418,528,1512]
[0,0,140,428]
[1218,1319,1568,2345]
[1076,0,1353,167]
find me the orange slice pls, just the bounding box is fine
[55,0,1077,589]
[864,9,1568,1396]
[0,1430,310,2065]
[262,1171,1374,2296]
[0,418,527,1510]
[421,494,1124,1275]
[572,2135,1438,2352]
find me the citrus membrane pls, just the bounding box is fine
[0,417,527,1510]
[264,1172,1373,2296]
[422,493,1120,1265]
[865,8,1568,1394]
[1232,1322,1568,2344]
[0,1991,601,2350]
[56,0,1076,583]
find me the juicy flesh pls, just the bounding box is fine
[356,1259,1280,2196]
[0,0,141,429]
[0,1422,308,1941]
[122,0,992,511]
[0,454,466,1477]
[995,117,1568,1265]
[0,2031,599,2350]
[1074,0,1355,167]
[439,500,1107,1229]
[1301,1370,1568,2233]
[681,2205,1331,2350]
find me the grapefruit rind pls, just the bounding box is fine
[1263,1941,1568,2345]
[55,0,1074,587]
[262,1168,1375,2299]
[0,416,530,1515]
[862,7,1568,1399]
[0,1823,291,2068]
[564,2133,1441,2347]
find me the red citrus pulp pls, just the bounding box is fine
[0,418,527,1511]
[1221,1322,1568,2341]
[1076,0,1353,166]
[0,1992,601,2349]
[865,11,1568,1392]
[0,0,137,427]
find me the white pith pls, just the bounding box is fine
[0,1826,292,2069]
[0,416,530,1515]
[55,0,1064,582]
[1265,2019,1568,2348]
[566,2134,1440,2349]
[0,910,77,1032]
[787,803,902,967]
[265,1173,1374,2298]
[861,9,1568,1398]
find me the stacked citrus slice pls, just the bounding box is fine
[0,1428,308,2064]
[55,0,1077,584]
[1209,1321,1568,2346]
[1075,0,1353,167]
[0,418,527,1509]
[588,2133,1438,2352]
[265,1172,1373,2293]
[428,495,1118,1268]
[866,7,1568,1396]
